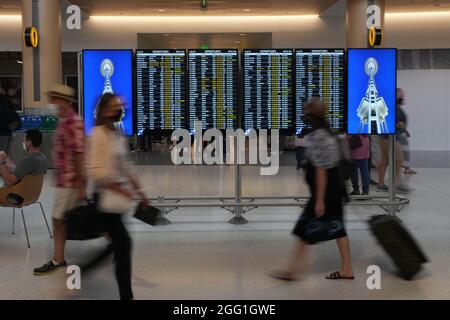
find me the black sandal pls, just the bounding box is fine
[325,271,355,280]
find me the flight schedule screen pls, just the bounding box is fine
[295,49,345,133]
[188,49,238,130]
[136,49,186,133]
[243,49,294,131]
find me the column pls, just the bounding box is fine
[346,0,385,48]
[22,0,62,109]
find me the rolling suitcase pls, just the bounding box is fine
[368,214,428,280]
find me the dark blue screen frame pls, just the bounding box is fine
[347,48,397,135]
[82,49,134,136]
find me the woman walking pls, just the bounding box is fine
[87,93,148,300]
[269,98,354,281]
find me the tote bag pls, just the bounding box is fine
[98,188,134,214]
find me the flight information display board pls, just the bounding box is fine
[188,49,238,130]
[295,49,345,134]
[136,49,186,133]
[243,49,294,131]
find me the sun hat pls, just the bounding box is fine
[46,84,77,103]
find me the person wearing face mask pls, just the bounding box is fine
[0,129,48,197]
[269,98,354,282]
[376,88,412,193]
[85,93,148,300]
[34,84,86,276]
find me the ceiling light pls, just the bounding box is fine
[235,41,240,44]
[386,11,450,17]
[164,33,171,36]
[90,15,319,22]
[0,15,21,21]
[240,33,246,36]
[16,60,23,64]
[158,9,166,12]
[243,9,251,12]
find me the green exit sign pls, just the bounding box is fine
[200,44,209,49]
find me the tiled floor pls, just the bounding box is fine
[0,165,449,300]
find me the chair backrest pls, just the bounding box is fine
[6,174,45,206]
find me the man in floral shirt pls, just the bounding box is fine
[34,85,86,275]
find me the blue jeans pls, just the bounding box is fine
[351,159,370,194]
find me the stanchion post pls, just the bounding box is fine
[229,136,248,225]
[388,135,397,215]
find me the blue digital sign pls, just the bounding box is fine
[347,48,397,135]
[82,49,133,136]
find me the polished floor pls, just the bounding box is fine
[0,164,449,300]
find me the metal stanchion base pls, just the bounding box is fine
[228,216,248,225]
[154,216,172,226]
[241,206,257,214]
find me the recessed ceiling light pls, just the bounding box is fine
[158,9,166,12]
[169,41,175,44]
[240,33,246,36]
[164,33,171,36]
[243,9,251,12]
[235,41,240,44]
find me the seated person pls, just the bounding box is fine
[0,129,48,204]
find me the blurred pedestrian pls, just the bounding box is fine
[397,88,417,175]
[86,93,148,300]
[34,85,86,275]
[347,135,370,195]
[0,93,21,153]
[269,98,354,281]
[376,88,411,193]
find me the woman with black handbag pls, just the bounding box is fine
[269,98,354,281]
[87,93,148,300]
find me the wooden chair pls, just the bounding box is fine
[0,174,52,248]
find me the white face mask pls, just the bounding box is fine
[23,141,28,151]
[47,104,58,116]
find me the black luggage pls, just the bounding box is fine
[368,214,428,280]
[66,200,105,240]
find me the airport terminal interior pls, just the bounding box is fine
[1,0,450,300]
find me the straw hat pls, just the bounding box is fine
[46,84,77,103]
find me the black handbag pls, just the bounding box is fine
[134,202,162,226]
[66,200,105,240]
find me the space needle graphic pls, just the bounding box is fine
[94,59,125,132]
[356,57,389,134]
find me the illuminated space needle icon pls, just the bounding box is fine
[94,59,126,132]
[101,59,114,94]
[357,57,389,134]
